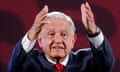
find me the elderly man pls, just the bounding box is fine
[8,2,114,72]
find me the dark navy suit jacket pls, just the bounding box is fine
[8,38,114,72]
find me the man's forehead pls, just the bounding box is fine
[42,26,71,32]
[46,18,69,24]
[43,18,72,29]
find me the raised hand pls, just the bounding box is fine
[28,5,49,41]
[81,2,97,35]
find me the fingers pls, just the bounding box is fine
[85,2,94,21]
[85,2,92,12]
[34,5,49,30]
[81,2,96,34]
[36,5,48,19]
[28,5,49,40]
[28,20,49,40]
[32,20,49,33]
[81,2,95,24]
[34,5,48,24]
[81,3,88,29]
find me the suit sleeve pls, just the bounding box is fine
[90,37,115,72]
[8,40,32,72]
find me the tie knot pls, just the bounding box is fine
[55,63,64,72]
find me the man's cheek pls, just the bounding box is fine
[41,39,52,48]
[41,39,47,48]
[67,41,74,48]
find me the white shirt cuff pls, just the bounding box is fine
[21,33,36,53]
[88,31,104,49]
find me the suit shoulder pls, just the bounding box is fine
[28,48,43,57]
[72,48,92,56]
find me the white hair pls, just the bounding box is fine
[47,11,76,34]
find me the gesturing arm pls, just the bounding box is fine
[81,2,115,72]
[8,5,49,72]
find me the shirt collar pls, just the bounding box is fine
[46,55,69,66]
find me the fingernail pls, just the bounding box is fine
[44,5,48,8]
[86,2,89,6]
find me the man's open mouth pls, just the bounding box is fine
[51,46,65,49]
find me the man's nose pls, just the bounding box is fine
[54,34,63,44]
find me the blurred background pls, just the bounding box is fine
[0,0,120,72]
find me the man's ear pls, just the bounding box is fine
[72,34,77,44]
[37,35,42,48]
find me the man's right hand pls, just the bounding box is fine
[28,5,48,41]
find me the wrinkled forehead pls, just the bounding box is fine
[39,18,73,35]
[46,17,70,24]
[46,18,71,29]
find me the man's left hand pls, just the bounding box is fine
[81,2,97,35]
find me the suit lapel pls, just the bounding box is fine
[38,52,55,72]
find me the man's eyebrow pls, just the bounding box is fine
[45,29,55,33]
[45,28,54,31]
[62,29,70,32]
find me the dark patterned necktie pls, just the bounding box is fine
[55,63,64,72]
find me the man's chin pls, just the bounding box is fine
[51,53,66,59]
[51,55,66,63]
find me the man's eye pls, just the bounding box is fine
[49,32,55,37]
[61,33,67,37]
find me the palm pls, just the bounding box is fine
[81,2,96,34]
